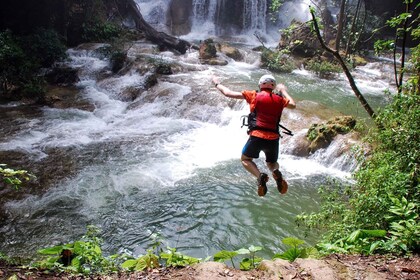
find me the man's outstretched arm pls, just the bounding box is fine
[212,76,244,99]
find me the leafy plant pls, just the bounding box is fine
[121,249,159,271]
[82,21,121,42]
[383,196,420,253]
[213,250,238,268]
[160,247,200,267]
[0,30,29,93]
[236,245,263,271]
[0,164,34,190]
[214,245,262,270]
[0,29,66,96]
[22,28,67,68]
[34,226,119,274]
[260,49,295,73]
[305,59,342,78]
[317,229,387,255]
[273,237,315,262]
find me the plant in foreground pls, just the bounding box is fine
[273,237,316,262]
[34,226,119,274]
[0,164,34,190]
[214,245,263,270]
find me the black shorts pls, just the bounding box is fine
[242,136,279,163]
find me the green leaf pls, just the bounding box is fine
[38,245,66,255]
[213,250,238,262]
[71,257,81,269]
[239,258,252,270]
[121,259,138,270]
[248,245,262,253]
[282,237,305,247]
[135,258,148,271]
[235,248,250,255]
[361,229,387,238]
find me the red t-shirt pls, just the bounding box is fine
[242,90,290,140]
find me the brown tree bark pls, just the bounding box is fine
[121,0,191,54]
[335,0,347,51]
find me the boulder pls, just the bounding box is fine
[45,66,80,86]
[199,39,228,65]
[217,43,243,61]
[279,20,322,57]
[307,116,357,153]
[199,39,217,59]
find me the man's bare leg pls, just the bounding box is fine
[241,154,269,196]
[241,154,261,177]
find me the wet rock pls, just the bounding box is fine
[199,39,228,65]
[45,66,80,86]
[118,73,157,101]
[199,39,217,59]
[217,43,243,61]
[43,86,95,111]
[307,116,357,153]
[110,51,128,73]
[279,20,321,58]
[154,63,173,75]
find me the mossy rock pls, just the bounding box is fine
[307,116,356,153]
[199,38,217,59]
[217,43,243,61]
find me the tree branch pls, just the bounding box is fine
[309,6,376,119]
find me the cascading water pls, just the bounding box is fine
[0,0,396,261]
[243,0,267,31]
[0,38,394,260]
[136,0,316,42]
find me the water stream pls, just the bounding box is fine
[0,38,396,260]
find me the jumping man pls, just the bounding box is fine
[212,74,296,196]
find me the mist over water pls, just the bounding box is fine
[0,2,397,259]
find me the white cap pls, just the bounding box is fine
[258,74,276,90]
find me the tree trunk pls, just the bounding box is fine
[397,1,411,93]
[345,0,363,56]
[310,8,376,120]
[121,0,191,54]
[335,0,347,51]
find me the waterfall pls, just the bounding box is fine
[137,0,309,42]
[243,0,267,31]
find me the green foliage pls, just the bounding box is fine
[317,229,387,255]
[374,40,394,55]
[298,92,420,255]
[214,245,263,270]
[260,49,295,73]
[22,28,68,68]
[0,164,34,190]
[213,250,238,268]
[273,237,316,262]
[0,29,66,96]
[121,233,200,271]
[121,249,159,271]
[382,196,420,253]
[34,226,120,274]
[82,21,122,42]
[305,59,342,78]
[0,30,30,93]
[268,0,284,21]
[160,247,200,267]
